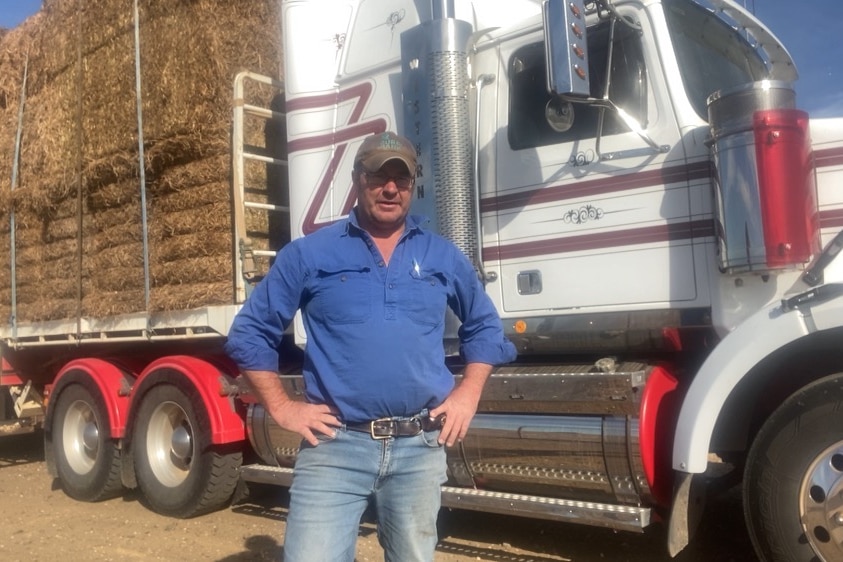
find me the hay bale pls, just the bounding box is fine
[82,289,145,318]
[150,280,232,312]
[0,0,284,324]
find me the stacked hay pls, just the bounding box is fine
[0,0,284,324]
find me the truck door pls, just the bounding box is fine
[479,11,708,318]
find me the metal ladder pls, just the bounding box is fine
[231,71,288,302]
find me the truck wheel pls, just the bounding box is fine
[744,374,843,562]
[132,383,241,517]
[51,383,123,501]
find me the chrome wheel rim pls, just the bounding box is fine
[62,400,100,475]
[800,440,843,562]
[145,401,193,487]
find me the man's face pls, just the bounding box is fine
[355,159,415,236]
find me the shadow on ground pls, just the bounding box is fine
[0,429,44,467]
[231,481,757,562]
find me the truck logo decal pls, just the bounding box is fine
[332,33,346,54]
[287,82,387,234]
[385,10,406,31]
[569,150,596,167]
[563,205,604,224]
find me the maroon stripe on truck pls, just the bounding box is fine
[479,161,711,214]
[284,82,388,233]
[482,219,714,262]
[286,82,371,124]
[821,208,843,229]
[815,146,843,168]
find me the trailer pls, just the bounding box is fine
[2,1,843,560]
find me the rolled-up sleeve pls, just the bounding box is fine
[450,249,517,366]
[224,242,307,372]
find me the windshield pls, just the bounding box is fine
[664,0,769,120]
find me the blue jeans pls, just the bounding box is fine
[282,424,447,562]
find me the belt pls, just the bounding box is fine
[346,414,445,440]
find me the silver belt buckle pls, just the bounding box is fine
[370,418,392,440]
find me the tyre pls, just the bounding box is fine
[132,383,241,518]
[744,374,843,562]
[51,383,123,501]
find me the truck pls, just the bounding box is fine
[2,0,843,560]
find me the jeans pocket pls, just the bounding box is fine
[420,428,443,448]
[315,429,338,443]
[299,430,338,450]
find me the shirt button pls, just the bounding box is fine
[378,261,385,267]
[340,275,347,282]
[389,284,394,289]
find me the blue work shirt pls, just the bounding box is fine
[224,210,517,423]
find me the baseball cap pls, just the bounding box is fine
[354,132,417,177]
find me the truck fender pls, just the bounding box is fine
[44,359,134,477]
[129,355,245,445]
[672,288,843,474]
[46,358,134,438]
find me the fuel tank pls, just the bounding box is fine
[246,361,658,507]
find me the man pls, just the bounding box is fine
[224,132,516,562]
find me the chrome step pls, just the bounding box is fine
[441,485,649,532]
[239,464,650,532]
[240,463,294,487]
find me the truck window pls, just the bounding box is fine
[508,20,646,151]
[664,0,768,120]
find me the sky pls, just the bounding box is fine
[0,0,841,117]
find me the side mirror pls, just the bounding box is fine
[543,0,591,97]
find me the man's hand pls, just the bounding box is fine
[244,370,340,446]
[270,399,341,447]
[429,362,493,447]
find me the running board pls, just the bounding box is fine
[239,464,650,532]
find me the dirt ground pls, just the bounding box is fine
[1,430,758,562]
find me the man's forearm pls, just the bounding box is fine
[457,362,494,402]
[243,369,293,417]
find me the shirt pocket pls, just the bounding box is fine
[309,267,372,324]
[405,268,449,327]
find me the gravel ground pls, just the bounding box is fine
[1,430,758,561]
